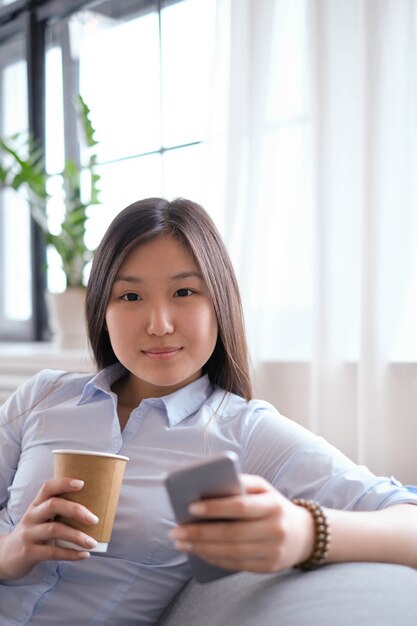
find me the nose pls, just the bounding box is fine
[146,302,174,336]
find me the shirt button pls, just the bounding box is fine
[390,475,403,487]
[45,574,56,584]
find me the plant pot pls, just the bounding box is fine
[46,287,88,350]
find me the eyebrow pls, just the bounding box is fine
[113,271,203,284]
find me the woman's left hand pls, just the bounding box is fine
[169,474,315,573]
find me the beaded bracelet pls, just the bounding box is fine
[292,498,330,570]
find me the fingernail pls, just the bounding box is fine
[189,502,206,515]
[85,512,99,524]
[69,479,84,488]
[85,536,98,548]
[78,551,90,559]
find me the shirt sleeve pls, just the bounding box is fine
[0,370,58,508]
[240,400,417,511]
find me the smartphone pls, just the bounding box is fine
[165,451,243,583]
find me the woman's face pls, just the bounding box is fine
[105,235,218,400]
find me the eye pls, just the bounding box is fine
[121,292,141,302]
[174,288,194,298]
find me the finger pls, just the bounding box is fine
[32,478,85,506]
[29,496,99,527]
[240,474,275,494]
[30,520,99,551]
[171,518,274,544]
[29,542,92,564]
[188,490,282,521]
[186,474,282,520]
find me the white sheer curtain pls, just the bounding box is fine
[203,0,417,483]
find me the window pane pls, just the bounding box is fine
[0,34,32,338]
[76,7,161,162]
[3,189,31,321]
[162,144,204,202]
[45,46,65,175]
[85,154,163,249]
[161,0,216,147]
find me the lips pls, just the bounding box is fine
[142,347,182,360]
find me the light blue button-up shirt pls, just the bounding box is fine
[1,365,416,625]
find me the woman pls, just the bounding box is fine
[1,197,417,625]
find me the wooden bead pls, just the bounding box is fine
[292,498,330,570]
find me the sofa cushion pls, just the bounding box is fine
[157,562,417,625]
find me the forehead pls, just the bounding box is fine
[119,235,199,274]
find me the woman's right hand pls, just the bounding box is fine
[0,478,99,580]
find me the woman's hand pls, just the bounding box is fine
[0,478,99,580]
[169,474,315,574]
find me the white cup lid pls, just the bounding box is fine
[52,449,129,461]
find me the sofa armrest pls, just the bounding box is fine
[157,562,417,625]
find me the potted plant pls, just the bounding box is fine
[0,95,101,348]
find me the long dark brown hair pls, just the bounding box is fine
[85,197,252,400]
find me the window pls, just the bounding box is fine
[0,0,217,336]
[44,0,216,292]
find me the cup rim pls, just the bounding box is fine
[52,449,129,461]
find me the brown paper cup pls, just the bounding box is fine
[52,449,129,552]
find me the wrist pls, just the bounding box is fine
[292,499,331,570]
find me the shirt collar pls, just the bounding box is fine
[161,374,213,427]
[78,363,127,404]
[78,365,214,426]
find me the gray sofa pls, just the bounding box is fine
[158,562,417,625]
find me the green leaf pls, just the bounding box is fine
[0,164,8,184]
[0,139,26,167]
[77,94,99,148]
[0,134,47,200]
